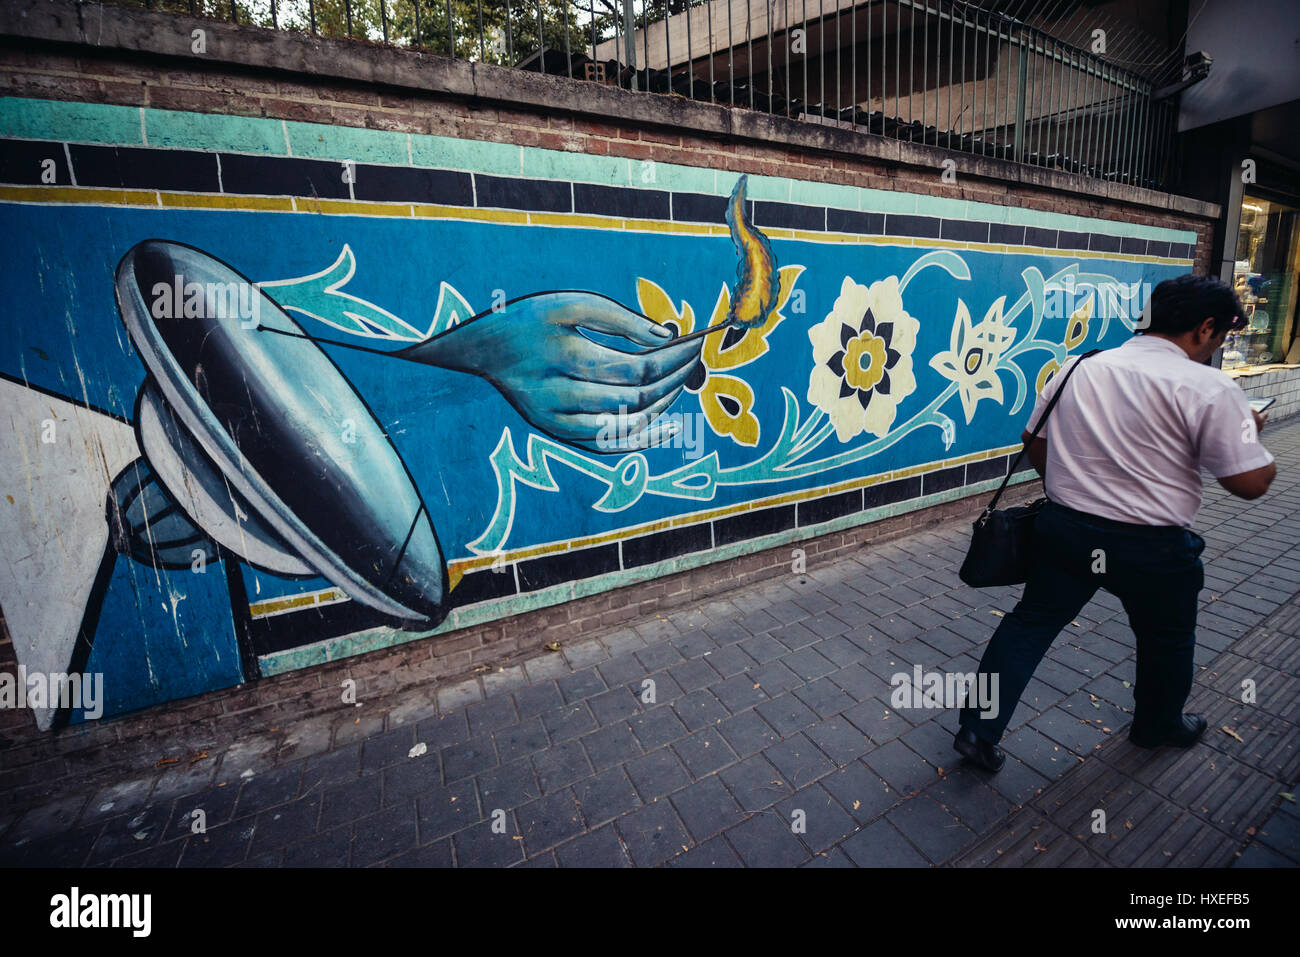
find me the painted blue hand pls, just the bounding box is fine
[399,291,704,453]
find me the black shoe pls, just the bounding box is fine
[1128,714,1208,750]
[953,727,1005,773]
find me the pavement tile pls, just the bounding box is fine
[416,780,481,844]
[625,747,692,797]
[579,722,642,772]
[517,789,586,856]
[839,818,930,867]
[554,824,632,867]
[724,810,813,867]
[671,775,747,842]
[573,766,642,826]
[616,799,693,867]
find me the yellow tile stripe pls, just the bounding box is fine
[249,587,348,619]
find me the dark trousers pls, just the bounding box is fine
[958,500,1205,744]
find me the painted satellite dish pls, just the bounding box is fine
[113,240,447,626]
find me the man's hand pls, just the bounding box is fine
[1252,409,1269,435]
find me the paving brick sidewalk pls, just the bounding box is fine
[3,418,1298,868]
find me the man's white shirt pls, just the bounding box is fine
[1025,334,1274,528]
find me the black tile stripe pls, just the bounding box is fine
[990,223,1026,245]
[922,464,966,495]
[1024,226,1057,248]
[1089,233,1121,253]
[575,182,670,220]
[1120,236,1147,256]
[885,213,941,238]
[1146,239,1170,258]
[475,174,571,212]
[863,476,921,510]
[796,488,864,526]
[70,144,220,193]
[0,139,73,186]
[671,191,730,224]
[219,152,351,199]
[754,200,825,231]
[447,566,519,609]
[353,164,473,205]
[518,543,619,591]
[827,208,885,235]
[713,504,797,547]
[966,455,1010,484]
[622,523,712,568]
[1056,229,1090,251]
[940,219,990,243]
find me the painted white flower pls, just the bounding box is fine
[807,276,919,442]
[929,296,1017,424]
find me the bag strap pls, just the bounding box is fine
[980,348,1100,519]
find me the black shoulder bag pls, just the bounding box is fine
[958,349,1099,588]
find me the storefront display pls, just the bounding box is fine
[1223,195,1300,371]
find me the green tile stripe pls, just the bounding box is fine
[257,470,1035,676]
[1,96,1196,246]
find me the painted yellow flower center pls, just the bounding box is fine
[844,333,887,392]
[964,348,984,375]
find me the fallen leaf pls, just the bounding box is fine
[544,642,561,652]
[853,800,860,811]
[991,610,1005,617]
[154,757,180,768]
[1220,725,1245,743]
[1280,793,1296,803]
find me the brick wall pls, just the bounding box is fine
[0,3,1219,807]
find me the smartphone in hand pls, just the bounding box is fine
[1249,397,1276,413]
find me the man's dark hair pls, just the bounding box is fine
[1144,274,1243,337]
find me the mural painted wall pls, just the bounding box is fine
[0,96,1198,728]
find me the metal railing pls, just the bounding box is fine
[106,0,1183,190]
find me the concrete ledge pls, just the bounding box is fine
[1,0,1220,222]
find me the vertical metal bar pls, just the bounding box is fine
[443,0,451,54]
[993,15,1004,153]
[921,0,927,134]
[687,0,695,100]
[708,0,716,103]
[948,0,955,144]
[1012,29,1026,163]
[1098,63,1114,179]
[909,0,920,124]
[665,0,672,92]
[894,0,900,125]
[271,0,278,30]
[642,0,651,92]
[309,0,316,35]
[983,9,992,154]
[817,0,823,115]
[1083,58,1096,176]
[381,0,389,43]
[768,0,775,113]
[506,0,513,63]
[344,0,352,38]
[746,0,754,108]
[729,0,735,107]
[849,0,854,127]
[412,0,421,47]
[865,0,871,127]
[795,0,806,113]
[835,0,841,122]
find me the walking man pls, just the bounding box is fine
[954,275,1277,772]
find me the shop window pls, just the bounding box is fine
[1224,195,1300,371]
